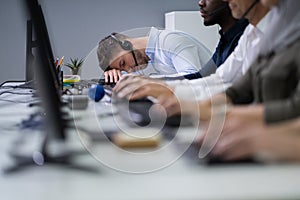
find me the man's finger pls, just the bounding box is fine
[114,76,141,93]
[117,83,140,98]
[108,71,115,83]
[113,69,119,83]
[104,71,109,83]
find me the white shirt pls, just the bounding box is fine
[134,27,211,76]
[168,11,272,101]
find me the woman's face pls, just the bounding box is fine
[260,0,278,8]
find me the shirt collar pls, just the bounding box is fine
[145,27,159,61]
[256,10,273,35]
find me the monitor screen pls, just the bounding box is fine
[25,0,66,141]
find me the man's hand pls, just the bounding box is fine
[113,76,175,100]
[158,95,199,118]
[198,105,266,160]
[104,69,122,83]
[210,119,300,162]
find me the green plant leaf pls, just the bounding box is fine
[65,57,84,69]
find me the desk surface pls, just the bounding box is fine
[1,84,300,200]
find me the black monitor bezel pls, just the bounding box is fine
[25,0,66,142]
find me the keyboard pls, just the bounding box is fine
[113,97,188,127]
[97,79,116,87]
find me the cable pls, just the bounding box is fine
[0,98,39,104]
[63,89,74,95]
[0,91,34,96]
[0,80,26,87]
[0,86,35,96]
[0,80,35,90]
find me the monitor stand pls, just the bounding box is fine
[3,136,98,174]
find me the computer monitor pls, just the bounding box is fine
[25,0,66,143]
[3,0,96,174]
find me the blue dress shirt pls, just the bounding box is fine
[213,18,249,68]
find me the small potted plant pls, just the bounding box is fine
[65,57,84,75]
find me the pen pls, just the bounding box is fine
[58,56,64,91]
[59,56,64,67]
[56,56,64,72]
[55,57,59,68]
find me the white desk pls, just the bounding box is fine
[1,84,300,200]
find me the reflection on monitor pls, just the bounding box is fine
[25,20,36,82]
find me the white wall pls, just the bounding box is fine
[165,11,219,53]
[0,0,198,83]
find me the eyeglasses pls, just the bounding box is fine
[131,50,139,67]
